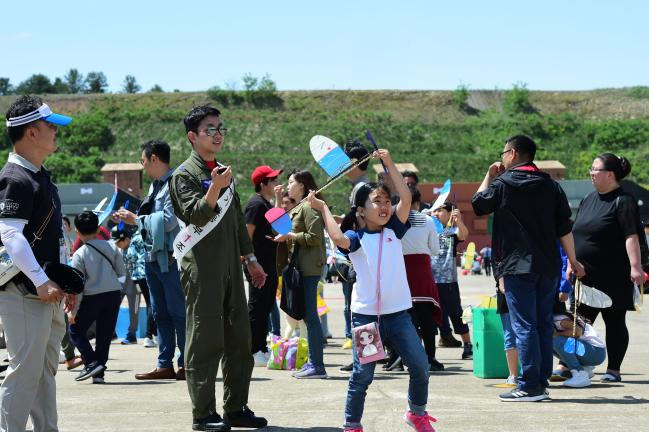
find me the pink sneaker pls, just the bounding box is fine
[343,427,363,432]
[404,411,437,432]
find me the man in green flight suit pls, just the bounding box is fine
[169,105,268,432]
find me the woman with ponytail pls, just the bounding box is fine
[572,153,646,382]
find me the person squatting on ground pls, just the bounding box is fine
[572,153,647,382]
[68,211,126,384]
[0,95,75,432]
[308,149,436,432]
[552,301,606,388]
[115,139,187,381]
[245,165,283,367]
[169,105,268,431]
[401,186,444,372]
[273,170,328,379]
[472,134,585,402]
[430,202,473,359]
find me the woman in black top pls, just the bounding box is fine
[572,153,646,383]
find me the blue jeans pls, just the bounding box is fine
[302,275,324,369]
[345,310,429,427]
[504,274,557,391]
[145,261,186,369]
[499,312,516,350]
[268,301,281,337]
[342,281,353,339]
[553,336,606,371]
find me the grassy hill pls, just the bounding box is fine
[2,88,649,209]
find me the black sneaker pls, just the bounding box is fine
[499,387,549,402]
[224,406,267,428]
[438,335,463,348]
[429,359,445,372]
[75,361,106,382]
[461,343,473,360]
[339,362,354,373]
[192,413,231,431]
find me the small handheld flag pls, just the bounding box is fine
[265,207,292,236]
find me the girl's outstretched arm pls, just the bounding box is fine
[306,191,351,250]
[376,149,411,223]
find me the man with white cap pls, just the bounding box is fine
[245,165,282,366]
[0,95,74,431]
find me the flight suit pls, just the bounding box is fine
[169,150,254,419]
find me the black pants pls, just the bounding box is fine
[438,282,469,337]
[483,258,492,276]
[135,278,157,338]
[68,290,122,375]
[578,304,628,371]
[408,303,438,361]
[247,268,278,353]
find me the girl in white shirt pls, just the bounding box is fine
[307,149,436,432]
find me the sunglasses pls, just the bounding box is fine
[204,125,228,137]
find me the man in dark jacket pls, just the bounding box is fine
[472,135,585,402]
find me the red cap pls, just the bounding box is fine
[251,165,283,186]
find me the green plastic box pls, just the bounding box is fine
[472,307,509,379]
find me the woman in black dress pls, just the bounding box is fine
[572,153,646,383]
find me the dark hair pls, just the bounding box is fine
[505,134,536,161]
[141,139,171,164]
[436,201,453,212]
[596,153,632,181]
[5,95,44,144]
[281,191,296,204]
[340,182,391,233]
[290,170,321,201]
[111,225,132,241]
[74,211,99,235]
[402,170,419,184]
[62,216,71,226]
[254,176,277,193]
[183,105,221,135]
[409,185,421,204]
[343,139,370,171]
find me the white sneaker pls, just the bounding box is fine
[143,337,157,348]
[505,375,518,387]
[563,369,591,388]
[253,351,268,367]
[59,351,66,364]
[153,335,160,345]
[583,365,595,379]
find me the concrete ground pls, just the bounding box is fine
[8,272,649,431]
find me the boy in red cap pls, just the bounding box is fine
[245,165,283,366]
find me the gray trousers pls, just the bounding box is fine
[0,282,66,432]
[122,279,141,338]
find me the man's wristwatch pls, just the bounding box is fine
[244,255,258,265]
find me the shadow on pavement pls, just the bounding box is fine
[551,396,649,404]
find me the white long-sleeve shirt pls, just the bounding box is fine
[0,219,49,287]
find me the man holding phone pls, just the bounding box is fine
[170,105,268,431]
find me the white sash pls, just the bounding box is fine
[172,181,235,260]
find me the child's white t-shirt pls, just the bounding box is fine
[342,214,412,316]
[553,314,606,349]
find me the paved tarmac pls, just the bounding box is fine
[11,273,649,431]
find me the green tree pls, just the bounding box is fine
[64,69,86,93]
[16,74,55,94]
[242,73,258,92]
[85,72,108,93]
[503,82,534,114]
[257,74,277,92]
[452,84,470,111]
[53,77,69,94]
[0,78,13,95]
[56,111,115,155]
[122,75,141,94]
[149,84,164,93]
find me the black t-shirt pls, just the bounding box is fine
[244,194,276,272]
[0,162,63,265]
[573,188,640,309]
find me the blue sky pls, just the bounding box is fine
[2,0,648,92]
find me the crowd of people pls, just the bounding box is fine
[0,95,647,432]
